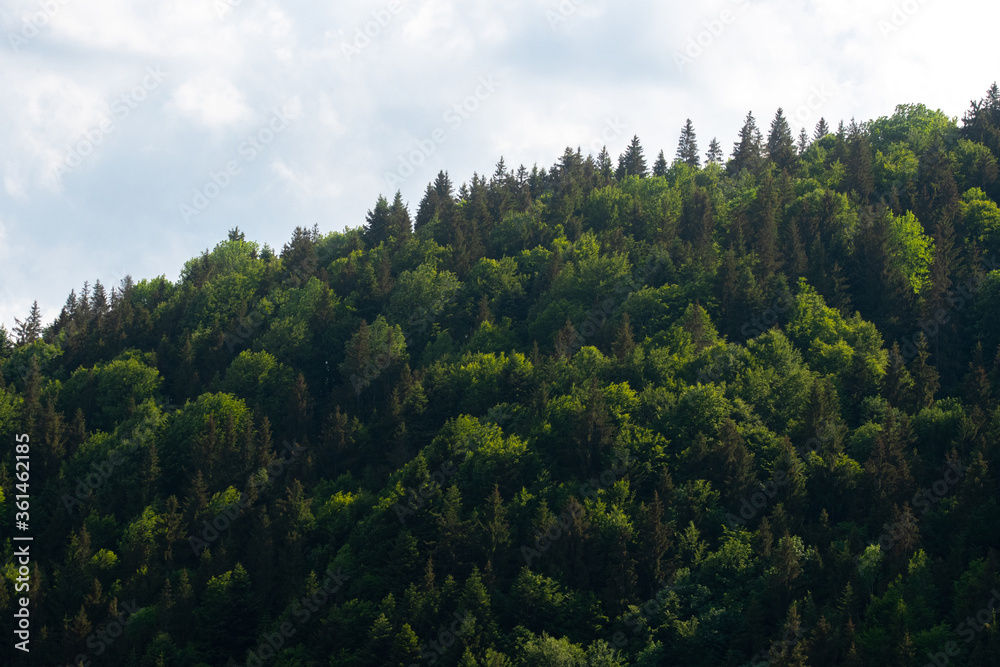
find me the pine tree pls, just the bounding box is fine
[612,312,636,361]
[596,145,614,183]
[676,119,700,168]
[755,170,782,280]
[640,491,671,591]
[0,324,12,359]
[13,301,42,345]
[884,343,915,409]
[616,135,647,178]
[797,127,809,154]
[389,191,412,241]
[767,108,798,172]
[729,111,763,175]
[22,356,41,431]
[910,333,940,409]
[962,82,1000,166]
[281,226,319,285]
[769,601,809,666]
[416,171,455,232]
[864,411,915,521]
[719,419,756,505]
[814,118,830,141]
[706,137,724,165]
[481,484,510,564]
[652,150,668,177]
[964,342,992,414]
[363,195,392,248]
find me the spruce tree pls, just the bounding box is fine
[363,195,392,248]
[767,108,797,172]
[652,150,668,177]
[596,145,614,183]
[814,117,830,141]
[616,135,647,178]
[389,191,412,241]
[706,137,724,164]
[729,111,763,175]
[13,301,42,345]
[676,118,700,168]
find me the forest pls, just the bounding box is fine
[3,83,1000,666]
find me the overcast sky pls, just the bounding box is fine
[0,0,997,330]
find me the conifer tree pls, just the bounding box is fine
[363,195,392,249]
[676,118,700,168]
[652,150,668,177]
[13,301,42,345]
[616,135,647,178]
[910,333,940,409]
[814,118,830,141]
[596,145,614,183]
[767,108,798,172]
[389,191,412,241]
[797,127,809,154]
[706,137,724,164]
[729,111,763,175]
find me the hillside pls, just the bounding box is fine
[3,86,1000,666]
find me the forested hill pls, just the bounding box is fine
[4,85,1000,666]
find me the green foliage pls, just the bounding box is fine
[5,87,1000,666]
[889,210,935,293]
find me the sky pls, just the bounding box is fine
[0,0,998,330]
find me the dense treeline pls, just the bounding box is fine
[3,84,1000,666]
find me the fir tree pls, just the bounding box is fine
[676,118,700,168]
[767,108,798,172]
[814,117,830,141]
[706,137,724,164]
[729,111,763,175]
[616,135,647,178]
[363,195,392,248]
[13,301,42,345]
[652,150,668,177]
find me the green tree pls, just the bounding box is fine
[767,108,797,172]
[616,136,647,179]
[676,119,700,168]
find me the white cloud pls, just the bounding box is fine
[171,74,251,127]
